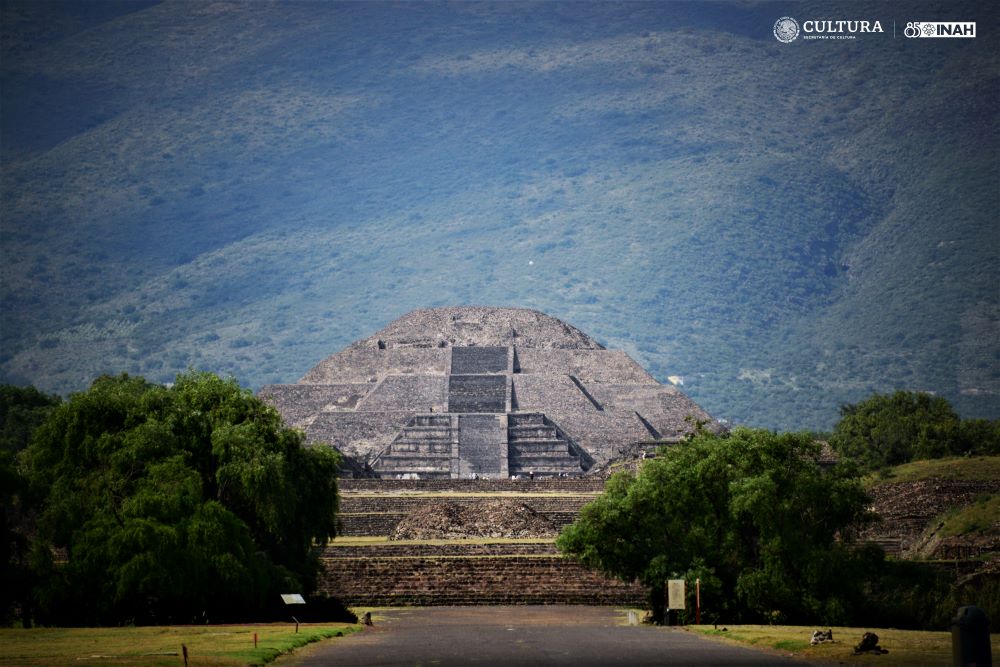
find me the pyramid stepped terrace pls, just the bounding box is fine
[260,307,718,605]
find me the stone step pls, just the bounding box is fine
[413,415,452,427]
[339,478,606,493]
[508,426,559,440]
[378,453,452,464]
[400,426,452,438]
[508,413,545,426]
[391,442,451,454]
[509,441,570,454]
[448,375,507,413]
[450,346,508,375]
[510,462,583,474]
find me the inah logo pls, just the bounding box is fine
[773,17,800,43]
[904,22,976,38]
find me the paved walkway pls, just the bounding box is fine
[285,606,810,667]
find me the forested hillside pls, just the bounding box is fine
[1,0,997,430]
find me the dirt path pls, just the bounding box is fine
[283,606,809,666]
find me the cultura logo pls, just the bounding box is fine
[775,17,884,41]
[773,17,800,43]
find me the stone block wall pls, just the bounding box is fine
[318,554,646,606]
[448,375,507,413]
[458,414,507,477]
[357,375,447,412]
[325,476,643,606]
[514,349,657,384]
[339,478,607,493]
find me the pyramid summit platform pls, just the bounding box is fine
[260,306,716,478]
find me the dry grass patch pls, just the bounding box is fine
[0,623,360,667]
[687,624,971,666]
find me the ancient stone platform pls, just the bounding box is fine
[260,307,716,478]
[318,478,646,606]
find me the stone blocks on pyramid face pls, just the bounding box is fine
[300,347,449,383]
[258,384,366,429]
[447,375,507,413]
[514,348,658,384]
[450,346,509,375]
[304,411,413,461]
[355,375,448,412]
[585,384,716,440]
[347,307,605,351]
[457,414,508,479]
[539,410,651,465]
[511,375,598,414]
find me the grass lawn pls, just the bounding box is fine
[0,622,361,667]
[686,624,977,666]
[864,456,1000,486]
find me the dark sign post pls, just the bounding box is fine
[282,594,307,632]
[695,578,701,625]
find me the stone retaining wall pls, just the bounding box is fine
[318,555,646,606]
[339,479,606,493]
[319,542,559,557]
[338,510,582,536]
[340,495,595,514]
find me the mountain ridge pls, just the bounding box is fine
[1,1,997,430]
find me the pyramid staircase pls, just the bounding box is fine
[507,413,584,477]
[372,414,454,479]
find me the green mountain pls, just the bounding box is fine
[1,1,997,430]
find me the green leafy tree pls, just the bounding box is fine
[830,390,997,469]
[558,428,873,624]
[22,372,340,625]
[0,385,61,625]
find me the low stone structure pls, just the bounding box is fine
[320,477,646,606]
[260,307,717,478]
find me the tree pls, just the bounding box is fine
[0,385,61,625]
[22,372,340,625]
[830,391,997,470]
[557,428,873,624]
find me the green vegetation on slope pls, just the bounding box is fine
[832,391,1000,471]
[0,1,997,431]
[866,456,1000,486]
[937,495,1000,538]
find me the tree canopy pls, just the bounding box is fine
[20,372,341,625]
[557,428,874,624]
[831,390,1000,470]
[0,385,61,625]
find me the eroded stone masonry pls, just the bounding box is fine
[260,306,716,478]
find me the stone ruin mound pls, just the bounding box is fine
[391,498,558,540]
